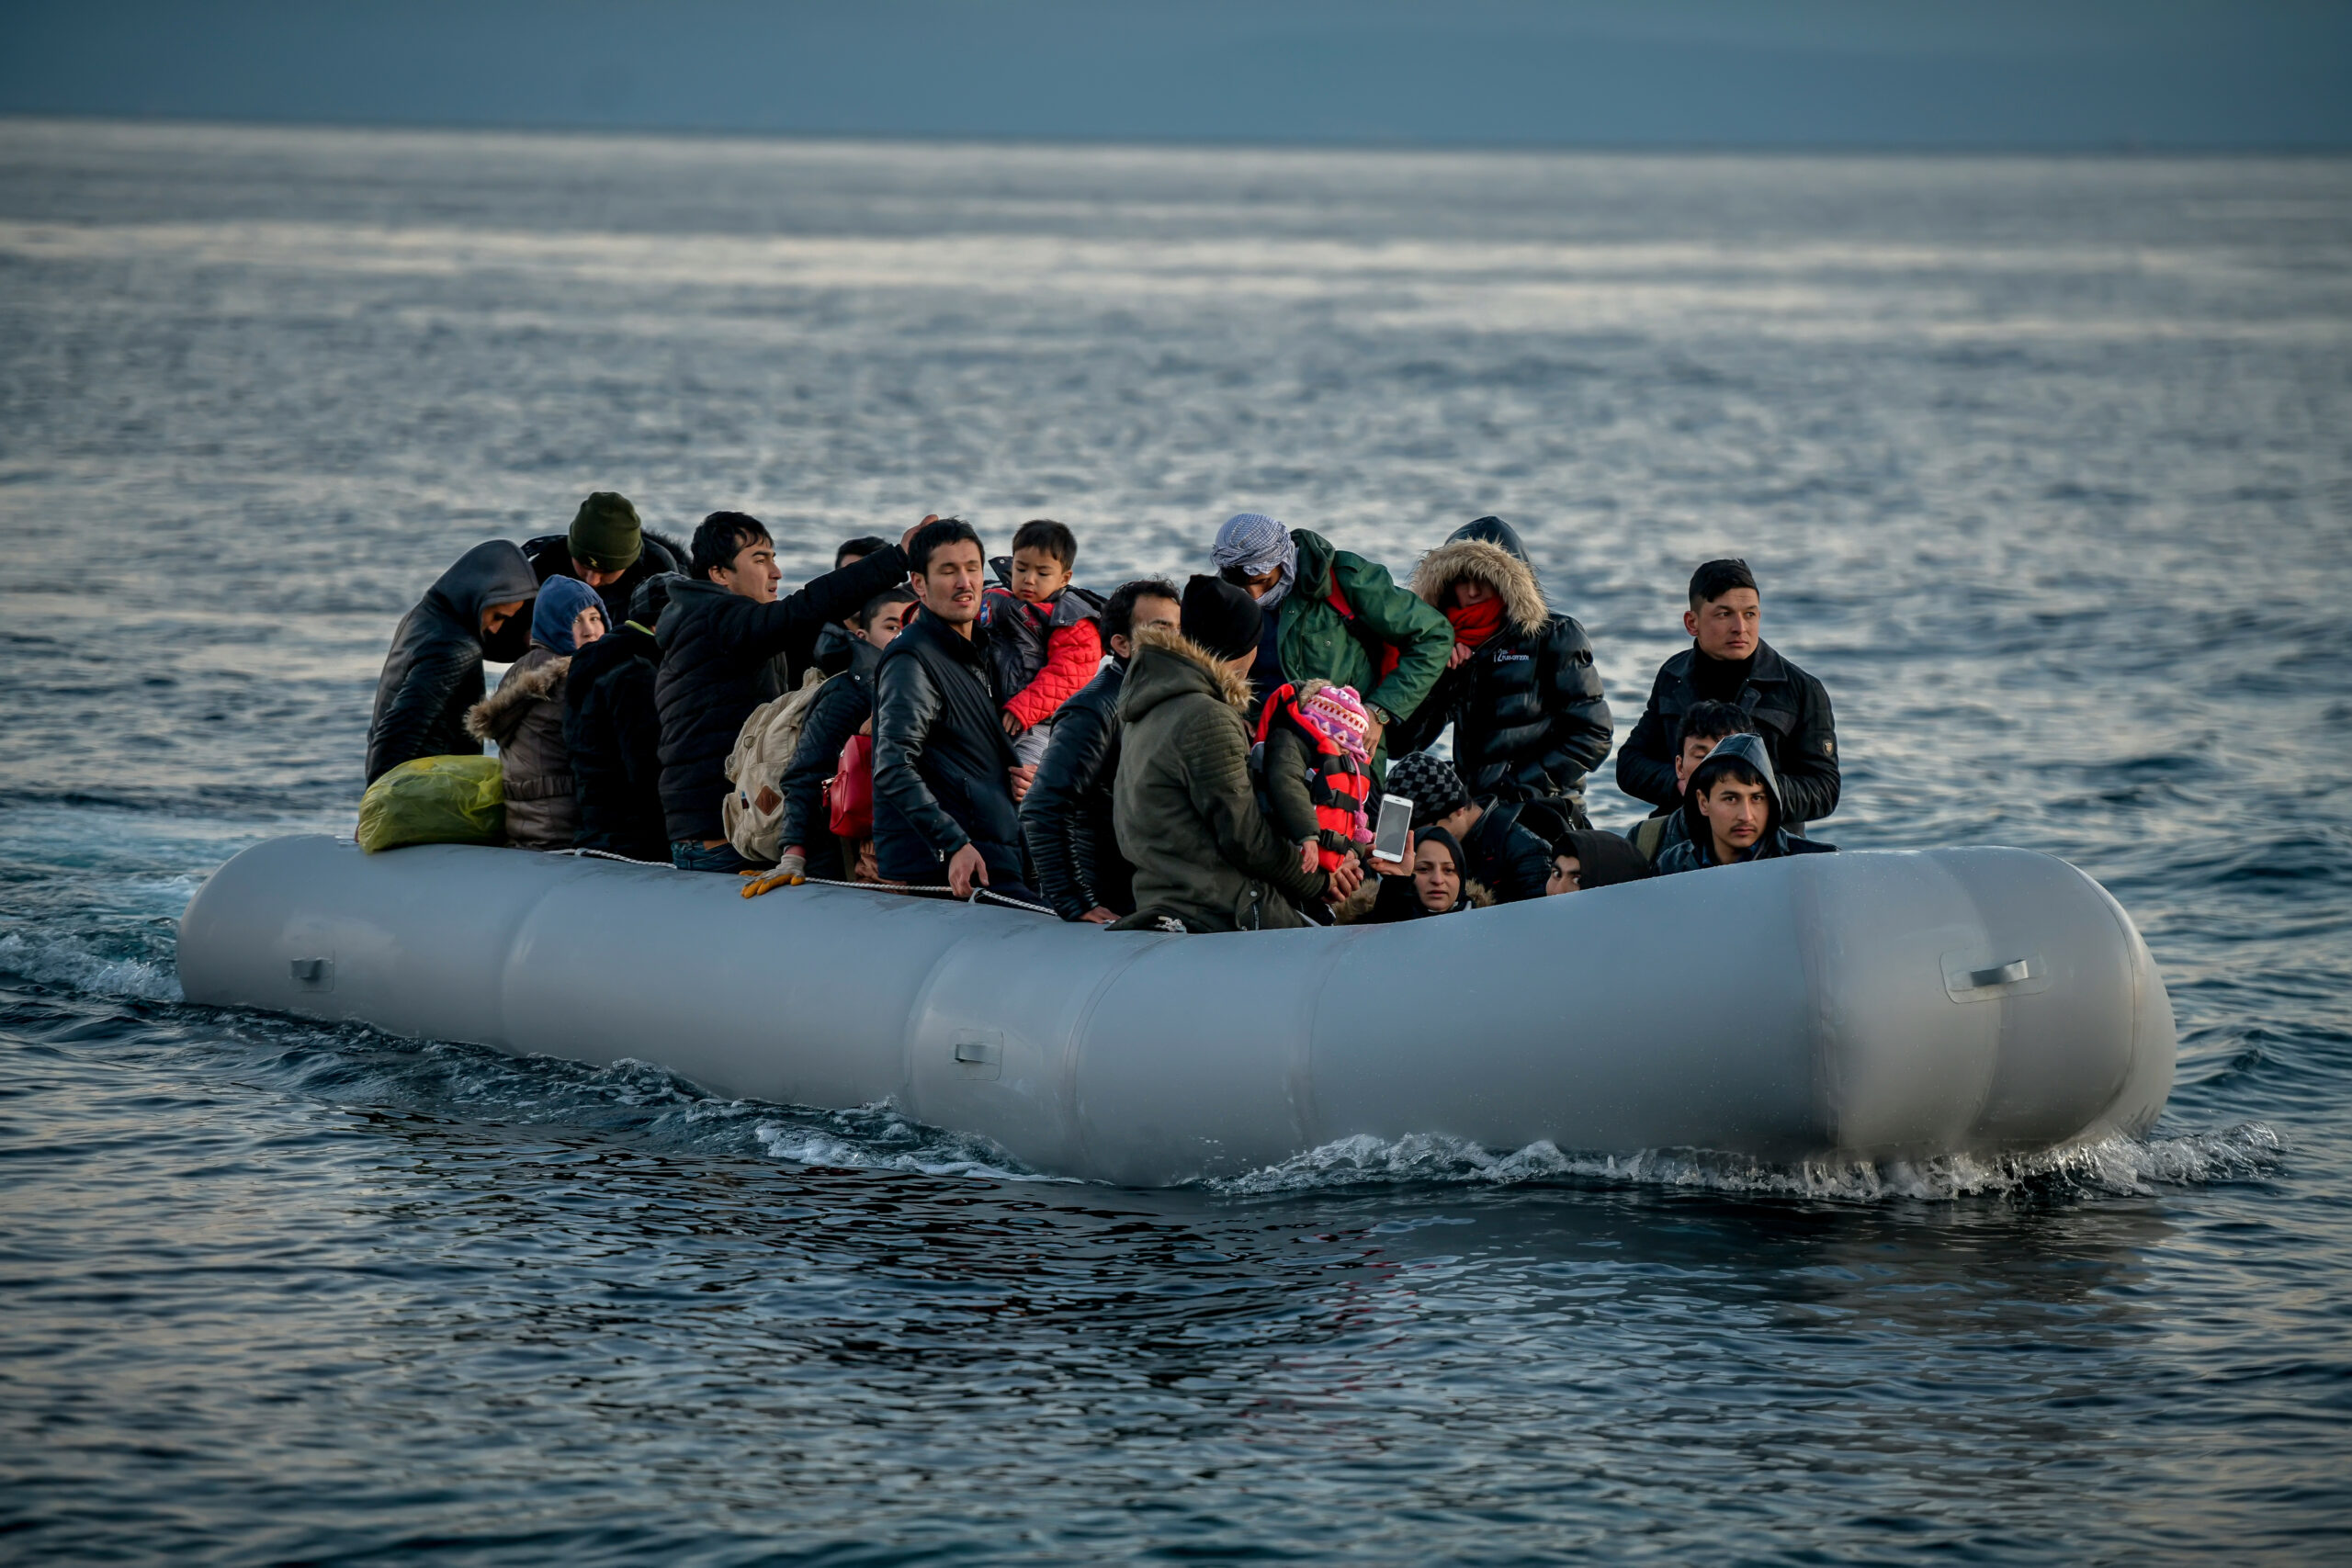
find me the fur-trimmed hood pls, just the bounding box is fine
[1412,539,1548,634]
[1117,622,1253,721]
[465,648,571,745]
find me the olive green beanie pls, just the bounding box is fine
[568,491,643,572]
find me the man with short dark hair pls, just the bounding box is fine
[520,491,691,632]
[1616,558,1839,831]
[1626,698,1752,865]
[1023,578,1182,923]
[654,511,919,872]
[1655,733,1837,874]
[873,519,1041,901]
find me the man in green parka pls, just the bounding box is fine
[1209,512,1453,784]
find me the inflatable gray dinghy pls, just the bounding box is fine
[177,836,2174,1186]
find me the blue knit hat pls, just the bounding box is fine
[531,575,605,653]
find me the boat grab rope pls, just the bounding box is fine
[550,847,1057,918]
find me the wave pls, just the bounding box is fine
[0,931,183,1002]
[1204,1122,2284,1202]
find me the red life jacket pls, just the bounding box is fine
[827,731,875,839]
[1255,682,1371,873]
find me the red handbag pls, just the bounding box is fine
[828,731,875,839]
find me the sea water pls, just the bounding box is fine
[2,120,2348,1562]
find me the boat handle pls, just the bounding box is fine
[1966,959,2032,988]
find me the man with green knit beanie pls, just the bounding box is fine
[521,490,689,633]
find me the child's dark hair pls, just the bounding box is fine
[1677,700,1751,752]
[1012,518,1078,570]
[691,511,773,579]
[1102,578,1182,643]
[853,584,918,628]
[1694,755,1768,795]
[1688,558,1758,608]
[909,517,983,574]
[834,535,889,570]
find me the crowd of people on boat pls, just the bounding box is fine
[365,493,1841,931]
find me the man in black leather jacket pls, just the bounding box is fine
[1022,578,1182,922]
[1400,514,1612,822]
[1617,558,1840,832]
[874,520,1040,901]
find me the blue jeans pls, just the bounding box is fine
[672,840,752,874]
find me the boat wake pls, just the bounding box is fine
[1204,1122,2285,1202]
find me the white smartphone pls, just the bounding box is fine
[1372,793,1413,868]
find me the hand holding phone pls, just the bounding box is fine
[1370,793,1413,871]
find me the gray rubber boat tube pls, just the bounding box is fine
[176,837,2174,1186]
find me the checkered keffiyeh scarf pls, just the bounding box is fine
[1211,513,1297,610]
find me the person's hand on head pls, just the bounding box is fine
[899,513,941,556]
[1363,714,1385,754]
[947,842,989,898]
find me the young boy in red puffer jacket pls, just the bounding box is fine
[981,518,1106,766]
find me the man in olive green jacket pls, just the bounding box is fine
[1112,577,1363,933]
[1210,513,1453,785]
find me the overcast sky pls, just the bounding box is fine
[5,0,2347,149]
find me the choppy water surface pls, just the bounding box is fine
[3,121,2349,1562]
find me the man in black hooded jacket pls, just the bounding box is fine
[655,511,919,870]
[1656,733,1836,874]
[366,540,540,784]
[564,572,681,863]
[1022,578,1182,922]
[1617,558,1840,832]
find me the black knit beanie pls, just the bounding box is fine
[1385,750,1471,829]
[1181,573,1263,661]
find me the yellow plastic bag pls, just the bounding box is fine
[356,755,505,853]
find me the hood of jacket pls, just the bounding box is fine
[1558,829,1652,889]
[1412,526,1548,635]
[428,540,541,663]
[1116,623,1252,725]
[1679,730,1785,852]
[465,648,570,745]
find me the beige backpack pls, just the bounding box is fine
[721,668,831,866]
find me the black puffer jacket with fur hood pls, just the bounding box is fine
[1402,516,1611,809]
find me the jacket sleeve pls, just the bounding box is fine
[1337,550,1454,727]
[1614,665,1681,808]
[1773,675,1841,825]
[1499,821,1555,903]
[1177,706,1327,904]
[367,640,477,783]
[873,653,969,863]
[737,546,911,668]
[1004,617,1102,729]
[778,677,872,852]
[614,665,663,800]
[1020,690,1115,919]
[1535,616,1613,784]
[1259,728,1321,846]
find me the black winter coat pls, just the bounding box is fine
[777,636,883,878]
[1021,659,1131,920]
[652,547,912,845]
[563,623,667,861]
[366,540,539,784]
[1616,640,1840,829]
[1400,519,1611,806]
[523,530,688,635]
[873,611,1026,886]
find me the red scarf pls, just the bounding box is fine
[1445,595,1508,652]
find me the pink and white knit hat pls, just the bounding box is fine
[1299,683,1373,763]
